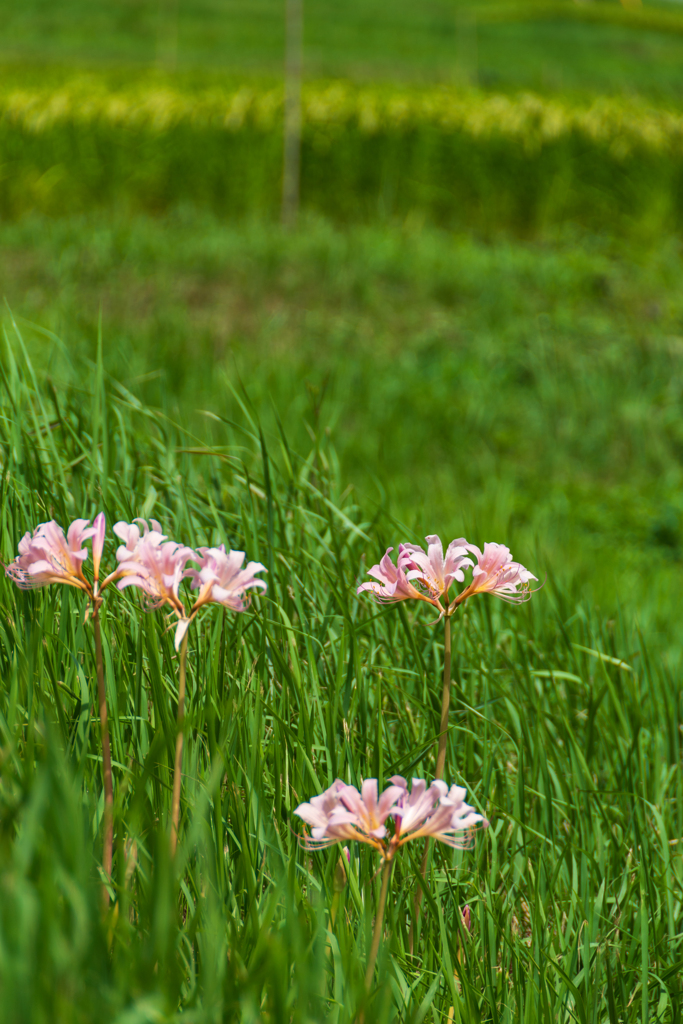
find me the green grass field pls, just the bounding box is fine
[1,323,682,1022]
[1,4,683,1022]
[4,0,683,97]
[2,211,682,1021]
[4,213,683,652]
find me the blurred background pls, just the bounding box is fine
[2,0,683,656]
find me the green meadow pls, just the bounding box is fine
[4,213,683,651]
[4,0,683,96]
[1,3,682,1022]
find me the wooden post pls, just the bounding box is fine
[456,9,477,87]
[282,0,303,227]
[157,0,180,70]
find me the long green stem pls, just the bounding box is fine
[435,614,452,781]
[410,614,452,953]
[365,859,393,991]
[93,605,114,907]
[170,630,189,858]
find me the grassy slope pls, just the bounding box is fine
[2,0,683,98]
[1,328,681,1021]
[2,213,683,654]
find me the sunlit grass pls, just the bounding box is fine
[4,77,683,236]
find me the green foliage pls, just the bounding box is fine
[5,0,683,98]
[0,320,681,1021]
[5,77,683,236]
[4,212,683,649]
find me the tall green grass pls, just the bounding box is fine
[3,213,683,650]
[1,320,681,1022]
[4,78,683,237]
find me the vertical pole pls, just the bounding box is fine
[282,0,303,227]
[157,0,180,70]
[456,9,477,87]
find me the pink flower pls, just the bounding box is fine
[5,517,101,593]
[461,905,472,934]
[356,547,441,609]
[293,780,349,844]
[388,776,446,836]
[400,535,473,602]
[334,778,408,842]
[113,518,196,618]
[295,778,407,852]
[113,518,164,556]
[187,545,267,613]
[390,777,488,850]
[91,512,106,584]
[457,543,538,605]
[295,777,487,859]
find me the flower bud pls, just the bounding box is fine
[333,849,349,892]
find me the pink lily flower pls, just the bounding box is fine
[187,545,267,613]
[387,776,446,836]
[334,778,408,843]
[356,547,441,609]
[400,535,473,602]
[113,518,164,557]
[295,778,407,852]
[295,777,487,859]
[293,779,349,844]
[390,777,488,850]
[5,517,101,593]
[113,517,196,625]
[457,543,538,605]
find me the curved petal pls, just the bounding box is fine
[91,512,106,581]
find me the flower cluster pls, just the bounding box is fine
[114,519,195,614]
[186,545,268,613]
[358,534,538,616]
[5,514,267,646]
[114,521,267,647]
[295,776,487,861]
[5,513,108,596]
